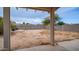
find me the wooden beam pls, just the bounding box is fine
[18,7,59,12]
[3,7,10,51]
[50,7,55,46]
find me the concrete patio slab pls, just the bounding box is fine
[16,45,67,51]
[58,39,79,51]
[16,39,79,51]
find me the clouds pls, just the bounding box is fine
[11,17,43,24]
[10,7,49,24]
[11,7,49,19]
[56,7,79,24]
[0,7,48,24]
[0,7,79,24]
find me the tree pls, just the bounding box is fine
[23,22,25,25]
[54,14,61,23]
[42,14,61,26]
[26,23,29,25]
[22,22,26,30]
[42,19,50,26]
[57,21,65,25]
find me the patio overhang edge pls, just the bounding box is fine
[18,7,59,12]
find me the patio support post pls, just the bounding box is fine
[50,7,55,46]
[3,7,10,51]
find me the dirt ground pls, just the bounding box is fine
[11,29,79,50]
[0,29,79,50]
[11,30,50,50]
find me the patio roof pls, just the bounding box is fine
[19,7,59,12]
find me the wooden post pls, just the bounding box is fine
[50,7,55,46]
[3,7,10,51]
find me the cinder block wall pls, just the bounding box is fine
[16,24,79,32]
[16,24,47,30]
[55,25,79,32]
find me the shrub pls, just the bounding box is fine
[0,17,16,35]
[11,23,16,31]
[0,17,3,35]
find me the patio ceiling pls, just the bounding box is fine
[19,7,59,12]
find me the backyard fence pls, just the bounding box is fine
[16,24,79,32]
[16,24,47,30]
[55,25,79,32]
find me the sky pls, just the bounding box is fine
[56,7,79,24]
[0,7,79,24]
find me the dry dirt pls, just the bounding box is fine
[0,29,79,50]
[10,29,79,50]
